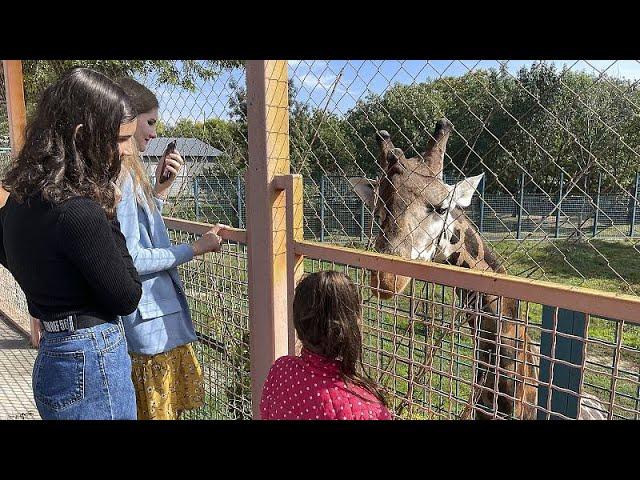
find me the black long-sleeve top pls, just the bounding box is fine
[0,194,142,321]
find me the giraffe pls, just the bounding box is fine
[350,118,607,420]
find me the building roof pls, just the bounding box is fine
[143,137,222,158]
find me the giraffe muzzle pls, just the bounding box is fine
[369,270,412,299]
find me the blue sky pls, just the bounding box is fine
[146,60,640,125]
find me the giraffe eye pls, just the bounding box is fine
[435,206,447,215]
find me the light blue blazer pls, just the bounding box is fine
[116,173,197,355]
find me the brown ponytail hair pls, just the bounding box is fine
[293,270,388,407]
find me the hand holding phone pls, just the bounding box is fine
[159,140,177,184]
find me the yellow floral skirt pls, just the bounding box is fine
[130,343,204,420]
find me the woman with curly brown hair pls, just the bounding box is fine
[0,67,143,420]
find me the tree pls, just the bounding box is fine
[334,63,640,196]
[19,60,243,116]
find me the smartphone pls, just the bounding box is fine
[159,139,177,184]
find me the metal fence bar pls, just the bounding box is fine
[631,172,639,238]
[479,173,486,234]
[516,172,525,240]
[593,172,602,237]
[537,307,587,419]
[320,174,326,242]
[358,197,365,242]
[555,172,564,238]
[237,175,244,229]
[193,177,200,221]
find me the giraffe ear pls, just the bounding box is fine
[349,177,377,211]
[452,173,484,208]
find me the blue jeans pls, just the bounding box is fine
[33,320,137,420]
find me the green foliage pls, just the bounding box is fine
[300,62,640,194]
[18,60,243,116]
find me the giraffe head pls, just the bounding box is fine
[350,119,484,299]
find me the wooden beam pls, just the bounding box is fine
[3,60,27,158]
[163,216,247,244]
[295,240,640,325]
[1,60,27,208]
[274,174,304,355]
[245,60,290,419]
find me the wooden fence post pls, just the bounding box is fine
[1,60,39,345]
[246,60,291,419]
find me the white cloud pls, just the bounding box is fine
[301,73,339,91]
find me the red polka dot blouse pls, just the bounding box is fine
[260,348,392,420]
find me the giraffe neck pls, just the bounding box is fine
[441,212,505,274]
[440,212,539,420]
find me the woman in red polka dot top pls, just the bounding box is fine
[260,270,392,420]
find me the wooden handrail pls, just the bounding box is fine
[163,217,247,244]
[295,240,640,325]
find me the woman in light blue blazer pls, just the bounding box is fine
[116,78,225,420]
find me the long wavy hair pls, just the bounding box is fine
[116,77,158,210]
[2,67,136,218]
[293,270,389,407]
[116,77,159,117]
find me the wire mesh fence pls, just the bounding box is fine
[302,256,640,420]
[167,229,251,420]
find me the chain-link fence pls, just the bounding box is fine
[286,60,640,296]
[191,172,640,241]
[12,60,637,295]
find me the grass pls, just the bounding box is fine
[492,239,640,352]
[492,239,640,296]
